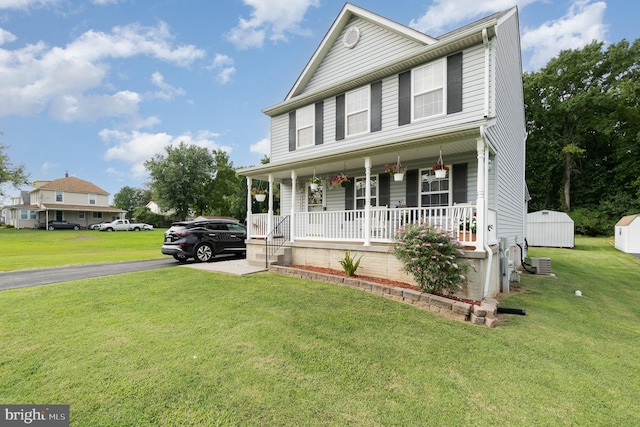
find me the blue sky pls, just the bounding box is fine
[0,0,636,203]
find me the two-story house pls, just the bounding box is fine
[2,172,127,229]
[238,4,527,301]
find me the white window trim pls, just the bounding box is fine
[411,59,447,122]
[88,193,97,205]
[419,168,451,208]
[345,86,370,137]
[55,191,63,203]
[296,104,315,148]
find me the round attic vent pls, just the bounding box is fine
[343,26,360,48]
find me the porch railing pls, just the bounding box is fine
[249,205,490,248]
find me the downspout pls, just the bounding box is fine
[480,125,493,299]
[482,28,490,118]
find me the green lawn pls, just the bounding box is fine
[0,236,639,425]
[0,228,165,271]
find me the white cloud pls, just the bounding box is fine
[0,22,205,119]
[150,71,185,101]
[521,1,607,69]
[0,28,17,45]
[100,129,232,179]
[250,137,270,156]
[209,54,236,84]
[0,0,60,10]
[226,0,320,49]
[410,0,539,35]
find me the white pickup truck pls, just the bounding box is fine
[98,219,153,232]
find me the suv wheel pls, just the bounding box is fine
[194,243,214,262]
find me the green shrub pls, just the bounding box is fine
[338,251,362,276]
[392,223,470,294]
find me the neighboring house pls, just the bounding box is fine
[146,201,175,217]
[526,210,575,249]
[615,214,640,254]
[238,4,527,301]
[2,173,127,229]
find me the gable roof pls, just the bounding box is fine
[286,3,437,100]
[616,214,639,227]
[35,176,109,195]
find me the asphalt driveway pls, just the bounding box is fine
[0,259,176,291]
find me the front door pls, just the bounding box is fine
[306,182,324,236]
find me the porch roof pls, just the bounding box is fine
[238,122,483,181]
[38,203,127,213]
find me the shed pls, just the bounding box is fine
[526,210,574,248]
[615,214,640,254]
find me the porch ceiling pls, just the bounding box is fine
[240,125,482,181]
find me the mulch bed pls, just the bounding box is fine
[287,265,481,305]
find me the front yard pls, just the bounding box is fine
[0,235,639,425]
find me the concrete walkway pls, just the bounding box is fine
[179,258,267,276]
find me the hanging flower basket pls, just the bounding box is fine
[385,158,406,182]
[310,175,322,191]
[433,149,449,179]
[329,172,349,189]
[251,187,267,201]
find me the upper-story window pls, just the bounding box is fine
[346,86,369,136]
[88,193,96,205]
[296,104,315,148]
[398,52,462,126]
[55,191,63,203]
[413,59,444,120]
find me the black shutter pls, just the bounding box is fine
[398,71,411,126]
[344,178,354,210]
[447,52,463,114]
[379,173,390,207]
[288,111,296,152]
[315,101,323,145]
[405,169,419,207]
[452,163,468,204]
[370,81,382,132]
[336,94,345,140]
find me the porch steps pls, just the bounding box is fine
[247,245,292,267]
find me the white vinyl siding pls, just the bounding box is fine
[413,60,444,120]
[296,105,314,148]
[346,86,369,136]
[303,17,427,95]
[269,45,486,164]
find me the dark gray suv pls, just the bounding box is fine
[161,219,247,262]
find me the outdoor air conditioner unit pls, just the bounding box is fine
[529,257,552,275]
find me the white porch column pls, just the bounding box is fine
[246,177,252,239]
[476,139,487,250]
[364,157,371,246]
[267,174,274,239]
[290,170,297,242]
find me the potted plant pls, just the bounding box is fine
[251,187,267,202]
[432,163,449,179]
[329,172,349,189]
[384,163,406,181]
[309,176,322,191]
